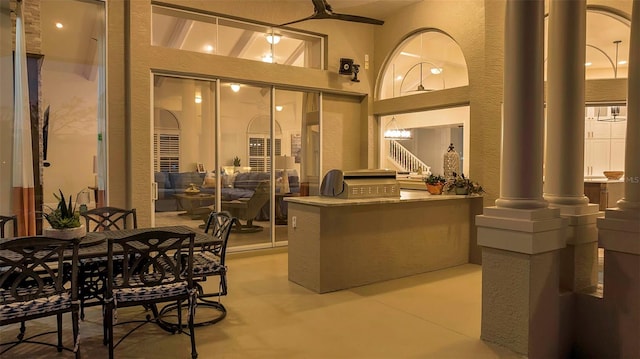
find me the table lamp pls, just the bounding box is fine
[275,155,294,193]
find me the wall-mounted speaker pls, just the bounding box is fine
[339,58,354,75]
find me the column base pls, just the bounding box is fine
[477,206,566,357]
[598,208,640,255]
[550,203,601,292]
[476,206,567,254]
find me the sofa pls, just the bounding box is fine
[154,170,299,217]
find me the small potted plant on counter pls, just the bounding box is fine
[444,172,484,195]
[42,189,86,239]
[424,174,446,195]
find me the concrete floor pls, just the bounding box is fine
[1,249,524,358]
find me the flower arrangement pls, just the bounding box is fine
[423,174,446,195]
[444,172,484,195]
[42,190,81,229]
[233,156,241,167]
[424,174,446,185]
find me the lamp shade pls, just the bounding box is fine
[275,155,294,170]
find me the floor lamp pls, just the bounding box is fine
[275,155,294,193]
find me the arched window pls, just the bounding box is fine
[378,30,468,100]
[544,7,631,80]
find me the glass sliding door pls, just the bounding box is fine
[220,82,272,248]
[39,0,106,226]
[273,89,320,244]
[152,75,217,231]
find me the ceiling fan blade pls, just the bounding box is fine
[280,0,384,27]
[280,14,318,27]
[329,13,384,26]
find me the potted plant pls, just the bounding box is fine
[423,174,446,195]
[444,172,484,195]
[42,190,86,239]
[233,156,241,172]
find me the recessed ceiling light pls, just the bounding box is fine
[55,22,63,29]
[430,67,443,75]
[203,44,214,53]
[262,54,273,63]
[276,105,283,112]
[618,60,627,65]
[230,84,240,92]
[585,62,592,66]
[396,75,403,81]
[195,95,202,104]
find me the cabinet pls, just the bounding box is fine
[584,106,627,178]
[584,181,625,211]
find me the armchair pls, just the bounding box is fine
[0,236,80,358]
[221,180,270,233]
[104,230,198,359]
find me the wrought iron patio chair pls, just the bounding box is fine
[160,211,236,327]
[0,215,17,239]
[78,207,137,319]
[104,229,197,359]
[0,236,81,358]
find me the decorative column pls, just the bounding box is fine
[596,0,640,356]
[544,0,599,292]
[476,0,567,356]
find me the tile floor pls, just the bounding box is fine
[1,249,524,359]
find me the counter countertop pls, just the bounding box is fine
[285,190,479,207]
[584,178,625,183]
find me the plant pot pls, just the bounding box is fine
[454,187,469,195]
[43,225,86,240]
[425,183,443,195]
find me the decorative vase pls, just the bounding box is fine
[454,187,469,195]
[426,183,443,195]
[185,183,200,195]
[43,225,86,240]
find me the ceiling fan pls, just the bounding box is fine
[280,0,384,27]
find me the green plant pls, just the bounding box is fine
[233,156,241,167]
[42,190,81,229]
[424,174,446,185]
[444,172,484,195]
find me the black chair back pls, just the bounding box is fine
[0,215,17,239]
[81,207,137,232]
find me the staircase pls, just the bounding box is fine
[388,140,429,173]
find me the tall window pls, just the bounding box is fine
[248,136,281,171]
[154,133,180,173]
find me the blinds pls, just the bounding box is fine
[154,133,180,172]
[248,136,281,172]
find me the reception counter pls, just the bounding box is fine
[285,191,484,293]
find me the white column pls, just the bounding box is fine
[545,0,599,292]
[596,2,640,356]
[495,0,546,210]
[545,0,588,206]
[618,0,640,212]
[477,0,567,356]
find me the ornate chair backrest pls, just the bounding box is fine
[81,207,137,232]
[203,211,237,267]
[0,236,79,306]
[0,215,18,239]
[106,230,194,293]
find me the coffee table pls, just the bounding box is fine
[174,193,215,217]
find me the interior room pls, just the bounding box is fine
[1,0,637,357]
